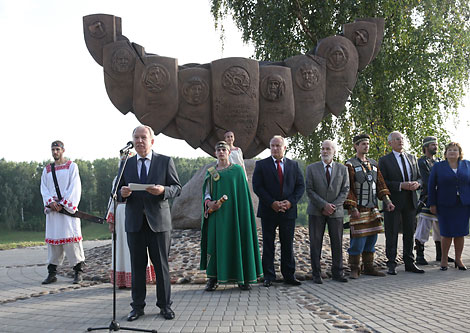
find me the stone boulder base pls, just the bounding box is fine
[171,159,260,229]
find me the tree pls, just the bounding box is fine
[75,159,96,214]
[93,158,119,215]
[211,0,470,162]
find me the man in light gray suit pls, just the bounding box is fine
[306,140,350,284]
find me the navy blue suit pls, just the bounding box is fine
[428,159,470,237]
[118,151,181,311]
[252,156,305,281]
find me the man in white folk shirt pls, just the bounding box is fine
[40,140,85,284]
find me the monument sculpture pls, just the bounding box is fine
[83,14,384,158]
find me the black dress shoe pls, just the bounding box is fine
[238,283,252,290]
[160,307,175,320]
[455,262,467,270]
[332,275,348,282]
[405,264,425,273]
[387,267,397,275]
[263,280,272,287]
[440,266,448,271]
[205,278,218,291]
[284,278,301,286]
[313,276,323,284]
[127,309,144,322]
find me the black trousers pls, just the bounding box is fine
[127,217,171,311]
[308,215,344,278]
[261,217,296,282]
[384,194,416,268]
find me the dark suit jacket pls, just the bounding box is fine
[378,152,421,209]
[305,161,349,217]
[252,156,305,219]
[118,151,181,233]
[428,159,470,207]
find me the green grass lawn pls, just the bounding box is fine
[0,223,111,250]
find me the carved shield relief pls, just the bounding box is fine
[176,68,212,148]
[103,41,136,115]
[83,14,123,66]
[257,66,295,146]
[133,55,178,134]
[162,120,183,139]
[211,57,259,152]
[343,21,377,71]
[315,36,358,117]
[285,55,326,136]
[357,18,385,62]
[244,139,268,159]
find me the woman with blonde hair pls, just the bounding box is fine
[428,142,470,271]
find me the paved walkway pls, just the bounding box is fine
[1,236,469,332]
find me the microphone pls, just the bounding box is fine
[120,141,134,153]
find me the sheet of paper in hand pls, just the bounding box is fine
[128,183,155,191]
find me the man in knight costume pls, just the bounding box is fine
[40,140,85,284]
[414,136,454,264]
[344,134,395,279]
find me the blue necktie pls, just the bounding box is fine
[139,158,147,183]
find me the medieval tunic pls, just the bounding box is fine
[40,160,83,244]
[200,164,263,284]
[344,158,391,238]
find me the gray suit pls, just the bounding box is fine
[306,161,349,278]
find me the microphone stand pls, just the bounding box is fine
[87,148,156,333]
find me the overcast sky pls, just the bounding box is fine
[1,0,468,162]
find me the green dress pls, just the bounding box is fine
[200,164,263,284]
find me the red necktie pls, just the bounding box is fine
[326,164,331,186]
[276,159,283,193]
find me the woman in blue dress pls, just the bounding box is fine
[428,142,470,271]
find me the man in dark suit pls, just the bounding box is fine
[378,131,423,275]
[252,135,305,287]
[306,140,349,284]
[119,125,181,321]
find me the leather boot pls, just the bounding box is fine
[348,254,361,279]
[414,239,428,265]
[362,252,385,276]
[435,241,442,261]
[73,262,83,284]
[42,264,57,284]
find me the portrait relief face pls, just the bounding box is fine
[261,74,285,101]
[112,48,133,73]
[189,83,203,102]
[182,76,209,105]
[327,45,348,71]
[296,64,319,90]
